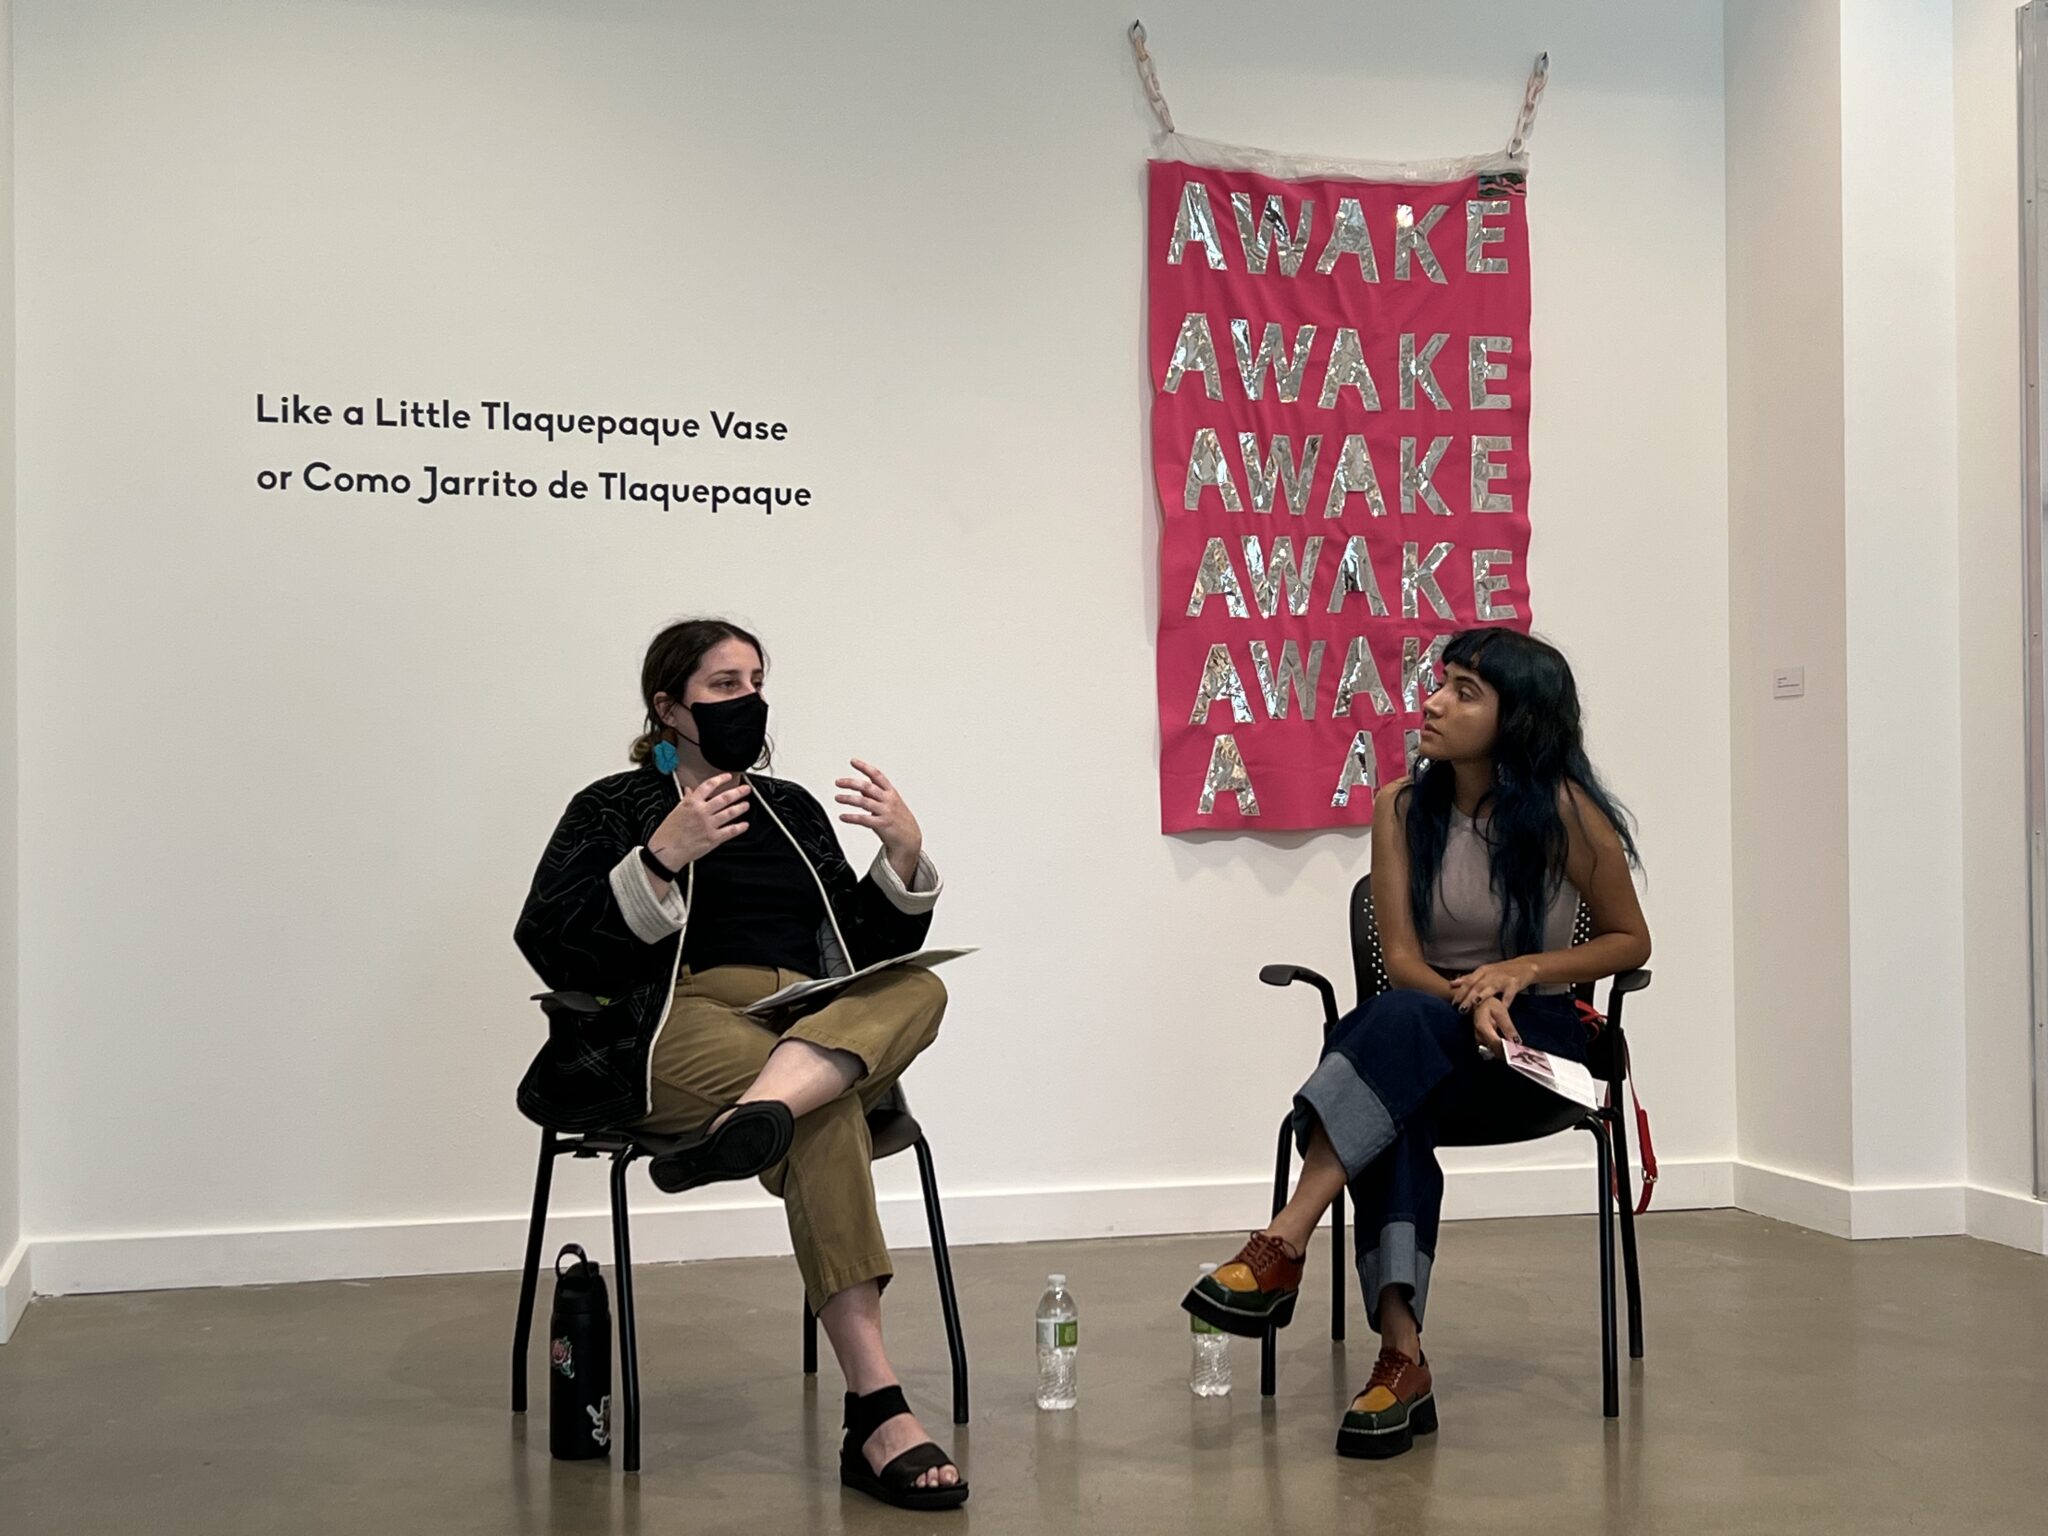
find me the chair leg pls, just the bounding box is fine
[803,1300,818,1376]
[609,1152,643,1473]
[1330,1185,1347,1342]
[1610,1104,1646,1360]
[913,1137,971,1426]
[1588,1121,1618,1419]
[1262,1113,1291,1399]
[512,1130,557,1414]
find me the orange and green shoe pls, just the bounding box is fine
[1180,1233,1304,1338]
[1336,1348,1437,1459]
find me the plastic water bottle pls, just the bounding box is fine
[1190,1263,1232,1397]
[1035,1274,1078,1410]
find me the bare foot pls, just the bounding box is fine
[863,1406,960,1490]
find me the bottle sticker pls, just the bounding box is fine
[551,1337,574,1377]
[588,1394,611,1447]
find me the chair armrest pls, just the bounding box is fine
[1600,969,1651,1041]
[532,990,602,1014]
[1259,965,1339,1030]
[532,992,602,1044]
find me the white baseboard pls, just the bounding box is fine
[20,1160,2036,1302]
[1849,1181,1969,1239]
[1964,1185,2048,1255]
[1733,1162,1855,1236]
[0,1241,30,1343]
[1731,1162,2048,1246]
[24,1157,1734,1299]
[1733,1162,1966,1239]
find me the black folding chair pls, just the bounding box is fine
[1258,875,1650,1417]
[510,1082,970,1472]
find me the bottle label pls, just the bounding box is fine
[1191,1316,1222,1336]
[1038,1318,1078,1350]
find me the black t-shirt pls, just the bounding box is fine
[680,815,828,976]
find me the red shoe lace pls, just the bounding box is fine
[1366,1349,1415,1394]
[1236,1232,1294,1271]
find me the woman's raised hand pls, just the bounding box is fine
[647,773,751,871]
[835,759,922,881]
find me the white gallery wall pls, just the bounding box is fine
[11,0,1733,1295]
[1955,0,2048,1245]
[1725,0,1856,1194]
[0,0,23,1337]
[1722,0,2048,1250]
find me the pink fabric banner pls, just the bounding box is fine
[1149,156,1534,834]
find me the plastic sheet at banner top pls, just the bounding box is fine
[1148,152,1534,834]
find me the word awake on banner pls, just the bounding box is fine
[1149,161,1535,834]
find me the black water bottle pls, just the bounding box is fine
[548,1244,612,1460]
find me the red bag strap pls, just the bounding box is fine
[1577,999,1657,1215]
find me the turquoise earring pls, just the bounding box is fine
[653,739,680,774]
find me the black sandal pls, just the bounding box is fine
[839,1385,969,1511]
[645,1101,794,1194]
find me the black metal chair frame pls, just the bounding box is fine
[1257,875,1651,1417]
[510,1083,969,1473]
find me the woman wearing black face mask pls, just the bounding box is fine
[515,617,966,1510]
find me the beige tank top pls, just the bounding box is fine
[1421,809,1578,989]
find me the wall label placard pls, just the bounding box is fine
[249,391,813,512]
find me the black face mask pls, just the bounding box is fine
[684,693,769,772]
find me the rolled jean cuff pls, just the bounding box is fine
[1293,1054,1398,1179]
[1359,1220,1433,1332]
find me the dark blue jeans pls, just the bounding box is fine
[1292,988,1587,1331]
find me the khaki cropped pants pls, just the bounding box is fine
[636,963,947,1310]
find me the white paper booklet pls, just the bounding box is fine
[740,947,979,1017]
[1500,1040,1603,1112]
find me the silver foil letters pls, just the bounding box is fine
[1189,643,1254,724]
[1393,203,1449,283]
[1468,335,1511,409]
[1465,199,1509,274]
[1233,320,1317,403]
[1472,548,1518,620]
[1231,192,1314,277]
[1185,427,1244,512]
[1400,436,1454,516]
[1199,733,1260,815]
[1331,731,1377,807]
[1470,436,1513,513]
[1171,181,1227,269]
[1315,197,1380,282]
[1251,639,1325,720]
[1318,328,1382,410]
[1164,312,1223,400]
[1239,432,1321,515]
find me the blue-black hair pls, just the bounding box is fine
[1404,628,1640,958]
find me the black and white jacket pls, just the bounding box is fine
[513,764,941,1131]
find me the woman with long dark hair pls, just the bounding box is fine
[515,618,967,1510]
[1181,627,1651,1460]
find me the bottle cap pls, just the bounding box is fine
[1048,1274,1066,1287]
[1199,1262,1217,1275]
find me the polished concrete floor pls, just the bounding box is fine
[1,1210,2044,1534]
